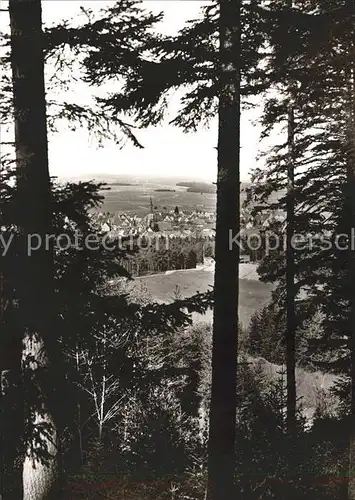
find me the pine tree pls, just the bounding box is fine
[1,0,163,147]
[206,1,241,498]
[241,4,355,495]
[9,0,59,498]
[245,1,354,373]
[285,0,297,435]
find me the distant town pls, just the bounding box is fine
[96,196,283,236]
[95,197,216,238]
[93,196,285,267]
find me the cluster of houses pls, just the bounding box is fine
[94,199,216,239]
[93,198,285,248]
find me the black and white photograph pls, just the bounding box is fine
[0,0,354,498]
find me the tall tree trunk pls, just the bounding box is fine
[347,141,355,500]
[286,103,296,432]
[9,0,60,498]
[347,4,355,499]
[285,0,297,436]
[22,336,59,500]
[347,0,355,497]
[206,1,241,499]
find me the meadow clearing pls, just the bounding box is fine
[132,264,274,328]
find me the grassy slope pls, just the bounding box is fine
[133,266,274,328]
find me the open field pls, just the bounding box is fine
[87,177,252,215]
[64,174,282,217]
[96,184,217,216]
[132,264,274,328]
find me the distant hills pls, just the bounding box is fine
[57,173,252,189]
[59,173,219,185]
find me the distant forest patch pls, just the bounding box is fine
[108,182,135,186]
[177,181,217,193]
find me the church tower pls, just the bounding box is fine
[149,196,154,214]
[148,197,159,231]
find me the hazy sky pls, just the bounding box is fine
[1,1,266,182]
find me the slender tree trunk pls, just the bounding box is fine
[347,4,355,498]
[206,1,241,499]
[9,0,60,498]
[286,103,296,433]
[347,105,355,499]
[99,370,106,443]
[347,143,355,500]
[75,347,84,466]
[285,0,297,436]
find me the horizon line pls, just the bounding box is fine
[54,171,251,184]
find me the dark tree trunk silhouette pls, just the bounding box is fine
[9,0,60,498]
[347,132,355,500]
[206,0,241,499]
[286,103,296,433]
[347,4,355,499]
[285,0,297,436]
